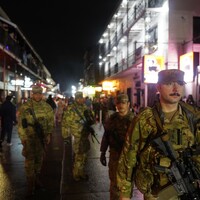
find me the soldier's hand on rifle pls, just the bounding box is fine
[64,137,71,145]
[100,152,107,166]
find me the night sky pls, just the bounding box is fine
[0,0,121,94]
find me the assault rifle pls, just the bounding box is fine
[83,110,100,144]
[22,109,45,149]
[151,134,200,200]
[32,120,45,149]
[74,107,100,144]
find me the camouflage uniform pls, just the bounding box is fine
[17,86,54,195]
[62,92,92,181]
[100,94,134,200]
[117,101,200,200]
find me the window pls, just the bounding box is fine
[193,17,200,43]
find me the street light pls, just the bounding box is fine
[71,85,76,97]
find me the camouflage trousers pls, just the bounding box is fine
[73,153,87,178]
[22,138,44,178]
[109,152,120,200]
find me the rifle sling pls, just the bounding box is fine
[73,106,85,123]
[30,100,39,123]
[139,106,164,153]
[73,106,100,143]
[152,105,164,133]
[28,100,45,148]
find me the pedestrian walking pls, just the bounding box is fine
[117,69,200,200]
[46,94,57,112]
[186,94,196,106]
[100,94,135,200]
[56,98,65,124]
[62,91,95,181]
[46,94,57,125]
[0,95,17,147]
[92,97,101,120]
[17,85,54,196]
[100,97,109,125]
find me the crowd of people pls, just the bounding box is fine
[0,69,200,199]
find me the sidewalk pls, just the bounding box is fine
[0,126,63,200]
[0,125,109,200]
[60,133,110,200]
[0,125,143,200]
[0,126,26,200]
[60,130,143,200]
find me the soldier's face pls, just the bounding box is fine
[32,93,43,102]
[116,102,130,116]
[157,82,185,104]
[76,97,85,104]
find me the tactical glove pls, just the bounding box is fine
[64,137,71,145]
[100,152,107,166]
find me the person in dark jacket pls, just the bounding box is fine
[46,95,57,111]
[100,94,135,200]
[0,95,17,146]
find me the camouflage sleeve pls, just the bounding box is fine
[194,118,200,170]
[100,132,109,153]
[61,110,69,139]
[17,104,27,142]
[116,107,155,198]
[116,118,140,198]
[45,103,55,136]
[191,107,200,170]
[61,107,73,139]
[100,118,111,153]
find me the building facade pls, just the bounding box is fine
[98,0,200,107]
[0,7,57,103]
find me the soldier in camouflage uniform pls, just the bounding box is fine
[62,91,94,181]
[100,94,134,200]
[117,69,200,200]
[17,85,54,196]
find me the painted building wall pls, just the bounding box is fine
[100,0,200,106]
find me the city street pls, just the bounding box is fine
[0,125,143,200]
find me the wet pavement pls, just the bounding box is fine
[0,125,143,200]
[0,125,63,200]
[60,132,110,200]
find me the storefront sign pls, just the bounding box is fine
[180,52,194,83]
[143,55,165,83]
